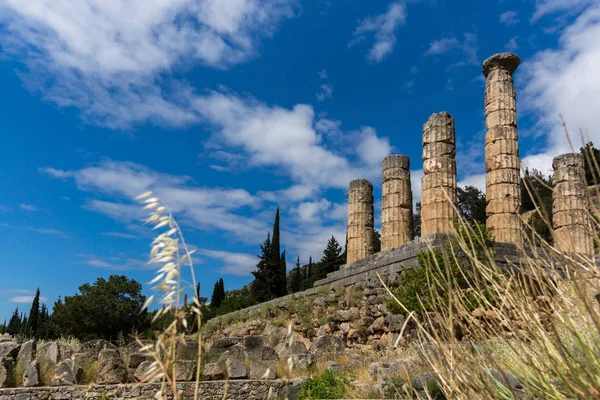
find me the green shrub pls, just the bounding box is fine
[298,369,349,400]
[388,222,497,315]
[216,289,258,316]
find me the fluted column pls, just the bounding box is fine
[381,155,413,250]
[552,154,594,254]
[483,52,522,244]
[421,112,457,236]
[347,179,375,263]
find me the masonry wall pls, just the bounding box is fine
[206,234,523,327]
[0,380,298,400]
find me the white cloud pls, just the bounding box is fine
[316,83,334,102]
[101,232,139,239]
[290,199,332,224]
[84,257,148,271]
[199,249,257,276]
[425,33,479,65]
[411,169,424,207]
[9,296,48,303]
[518,3,600,173]
[0,289,34,294]
[532,0,595,22]
[192,92,390,189]
[350,2,407,63]
[0,222,67,237]
[0,0,297,128]
[19,204,37,212]
[458,174,486,192]
[45,161,269,242]
[500,11,520,25]
[355,127,393,167]
[505,37,519,51]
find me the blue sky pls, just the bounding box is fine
[0,0,599,322]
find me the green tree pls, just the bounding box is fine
[37,304,49,339]
[210,278,225,309]
[279,250,287,297]
[521,168,553,243]
[7,307,21,336]
[305,256,313,289]
[50,275,149,341]
[271,208,287,297]
[314,236,344,282]
[25,287,41,338]
[216,288,258,315]
[250,232,280,301]
[414,202,422,237]
[580,142,600,186]
[373,230,381,253]
[288,256,303,294]
[457,186,487,225]
[1,319,6,335]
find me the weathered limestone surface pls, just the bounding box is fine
[347,179,375,263]
[381,155,414,250]
[552,154,593,254]
[483,52,522,244]
[0,380,305,400]
[421,112,457,236]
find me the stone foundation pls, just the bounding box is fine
[0,380,301,400]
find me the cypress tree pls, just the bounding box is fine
[251,232,279,301]
[288,267,302,293]
[279,250,287,297]
[37,304,48,339]
[271,208,281,266]
[27,288,41,338]
[305,256,313,289]
[7,307,20,336]
[211,279,225,309]
[1,319,6,335]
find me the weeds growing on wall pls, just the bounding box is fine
[388,221,496,316]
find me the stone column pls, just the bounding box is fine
[483,52,522,244]
[421,112,457,236]
[381,155,413,250]
[347,179,375,263]
[552,154,593,254]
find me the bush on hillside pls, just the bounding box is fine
[298,369,349,400]
[388,222,496,315]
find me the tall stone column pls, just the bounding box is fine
[347,179,375,263]
[552,154,593,254]
[421,112,457,236]
[381,155,413,250]
[483,52,522,244]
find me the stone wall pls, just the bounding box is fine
[0,380,300,400]
[204,234,523,348]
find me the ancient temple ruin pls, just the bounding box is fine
[343,51,595,265]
